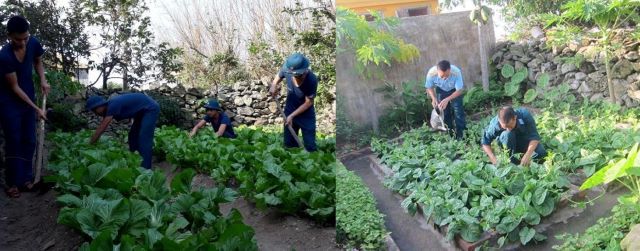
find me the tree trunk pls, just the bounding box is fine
[123,66,129,90]
[478,22,489,92]
[102,67,108,90]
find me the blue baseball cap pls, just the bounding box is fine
[86,96,108,111]
[282,53,310,76]
[203,99,222,111]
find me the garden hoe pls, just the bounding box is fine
[270,94,303,148]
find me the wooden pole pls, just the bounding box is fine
[34,95,47,183]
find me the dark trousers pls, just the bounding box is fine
[497,131,547,164]
[129,107,159,169]
[0,107,36,187]
[284,116,317,152]
[436,87,466,139]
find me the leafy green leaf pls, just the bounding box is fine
[170,168,196,194]
[524,89,537,103]
[501,64,515,78]
[519,226,536,245]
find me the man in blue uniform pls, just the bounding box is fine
[189,100,236,138]
[86,93,160,169]
[425,60,466,139]
[0,16,50,198]
[481,106,547,166]
[269,53,318,152]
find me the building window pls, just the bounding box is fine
[397,6,430,18]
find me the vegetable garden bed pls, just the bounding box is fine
[42,125,337,249]
[366,101,640,250]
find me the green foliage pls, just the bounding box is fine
[155,126,336,222]
[371,101,640,247]
[580,143,640,203]
[372,123,566,245]
[48,103,87,132]
[47,131,257,249]
[554,202,640,250]
[375,81,430,136]
[151,42,184,85]
[463,83,508,114]
[501,64,515,78]
[32,71,87,132]
[336,7,420,79]
[146,91,193,129]
[336,162,388,250]
[73,0,181,89]
[0,0,90,74]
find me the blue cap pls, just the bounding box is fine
[86,96,108,111]
[282,53,310,76]
[203,99,222,111]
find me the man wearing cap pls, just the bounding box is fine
[0,16,49,197]
[269,53,318,152]
[425,60,466,139]
[481,106,547,166]
[189,100,236,138]
[86,93,160,169]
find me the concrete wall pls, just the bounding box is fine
[337,11,495,127]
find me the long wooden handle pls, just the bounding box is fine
[272,95,303,148]
[34,95,47,183]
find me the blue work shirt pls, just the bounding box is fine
[278,70,318,120]
[106,93,159,121]
[0,37,45,110]
[425,65,464,92]
[481,108,541,146]
[203,112,236,138]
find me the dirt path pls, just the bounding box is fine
[0,188,85,251]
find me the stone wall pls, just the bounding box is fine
[491,28,640,107]
[79,78,335,134]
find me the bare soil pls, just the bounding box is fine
[0,186,85,251]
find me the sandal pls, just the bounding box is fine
[4,186,20,198]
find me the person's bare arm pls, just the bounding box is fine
[520,140,540,166]
[34,56,50,96]
[426,88,437,108]
[285,97,313,126]
[270,74,284,97]
[482,144,498,165]
[216,124,228,137]
[5,72,46,119]
[189,119,207,138]
[90,116,113,144]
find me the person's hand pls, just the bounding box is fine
[189,131,196,138]
[41,80,50,96]
[269,85,279,98]
[438,98,450,112]
[285,115,294,126]
[520,153,532,167]
[431,99,438,110]
[36,108,47,121]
